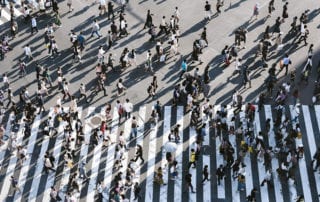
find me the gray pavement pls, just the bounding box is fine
[0,0,320,201]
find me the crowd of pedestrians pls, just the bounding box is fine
[0,0,319,201]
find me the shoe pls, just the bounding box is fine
[192,191,196,193]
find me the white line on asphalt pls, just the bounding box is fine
[0,114,25,200]
[14,113,42,202]
[264,105,284,202]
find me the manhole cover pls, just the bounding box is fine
[91,116,102,126]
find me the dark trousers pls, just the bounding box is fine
[134,155,144,163]
[188,161,196,169]
[201,174,209,183]
[31,26,38,34]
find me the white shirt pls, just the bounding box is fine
[98,48,105,58]
[120,20,126,29]
[24,46,32,56]
[31,18,37,27]
[123,102,133,112]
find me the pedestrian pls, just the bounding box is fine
[90,19,102,38]
[116,78,126,96]
[247,188,258,202]
[204,1,212,21]
[145,50,153,72]
[267,0,275,18]
[179,59,188,79]
[272,17,282,36]
[2,73,10,90]
[130,116,139,140]
[44,154,56,173]
[250,3,260,21]
[133,182,142,200]
[123,99,133,119]
[8,176,21,197]
[279,54,292,75]
[170,160,178,180]
[216,164,225,185]
[50,186,62,201]
[79,83,89,103]
[107,1,114,20]
[282,2,289,22]
[116,100,124,124]
[201,165,210,184]
[187,148,196,169]
[185,173,196,193]
[30,16,38,35]
[79,161,89,182]
[297,24,309,46]
[143,10,153,29]
[24,44,33,61]
[62,81,72,101]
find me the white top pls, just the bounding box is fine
[31,18,37,27]
[100,0,106,5]
[123,102,133,112]
[24,46,32,56]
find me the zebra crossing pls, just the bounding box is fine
[0,0,24,26]
[1,105,320,201]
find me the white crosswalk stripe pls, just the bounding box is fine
[14,113,41,202]
[0,113,25,200]
[27,108,67,201]
[1,105,320,201]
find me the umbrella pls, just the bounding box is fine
[164,142,177,153]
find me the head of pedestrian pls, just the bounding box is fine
[126,99,129,102]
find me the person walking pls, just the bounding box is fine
[133,182,142,200]
[123,99,133,119]
[185,173,196,193]
[187,148,196,169]
[8,176,21,196]
[132,144,144,164]
[281,2,289,22]
[79,161,89,182]
[90,19,102,38]
[250,3,260,21]
[50,186,62,201]
[62,81,72,101]
[145,50,153,73]
[201,165,210,184]
[279,54,292,75]
[79,83,89,103]
[216,164,225,185]
[204,1,212,21]
[30,16,38,35]
[130,116,139,140]
[179,59,188,79]
[143,10,153,29]
[44,153,56,173]
[24,44,33,61]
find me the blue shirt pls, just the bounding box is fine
[181,61,187,71]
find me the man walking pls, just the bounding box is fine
[24,44,33,61]
[179,59,188,79]
[90,19,102,38]
[279,54,292,75]
[123,99,133,119]
[130,116,138,140]
[8,176,21,196]
[31,16,38,35]
[185,173,196,193]
[216,164,226,185]
[187,148,196,169]
[201,165,210,184]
